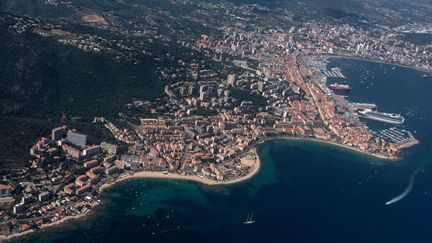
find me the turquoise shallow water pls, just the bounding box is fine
[14,58,432,243]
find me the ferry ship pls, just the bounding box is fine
[358,110,405,125]
[329,83,351,91]
[351,102,377,110]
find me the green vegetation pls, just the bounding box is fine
[0,15,163,167]
[229,87,267,111]
[0,0,430,168]
[0,116,51,167]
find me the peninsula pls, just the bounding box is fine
[1,0,429,239]
[0,51,420,240]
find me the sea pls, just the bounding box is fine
[12,58,432,243]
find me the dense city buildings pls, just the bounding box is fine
[0,0,429,239]
[0,47,420,236]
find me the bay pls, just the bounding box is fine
[14,58,432,243]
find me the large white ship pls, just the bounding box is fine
[358,110,405,125]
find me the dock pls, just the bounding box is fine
[379,127,419,149]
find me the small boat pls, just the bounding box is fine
[243,211,255,224]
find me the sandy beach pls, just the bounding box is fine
[0,138,391,241]
[99,148,262,194]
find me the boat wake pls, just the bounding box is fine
[159,226,181,234]
[385,167,423,205]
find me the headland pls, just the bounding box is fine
[0,54,420,240]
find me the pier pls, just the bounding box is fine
[379,127,419,149]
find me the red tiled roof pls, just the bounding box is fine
[0,184,12,190]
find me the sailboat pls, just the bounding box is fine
[243,211,255,224]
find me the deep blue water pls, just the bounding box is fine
[14,58,432,243]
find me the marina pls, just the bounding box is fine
[378,127,419,149]
[304,57,346,79]
[321,68,346,78]
[379,128,410,143]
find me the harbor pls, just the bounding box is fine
[321,67,346,78]
[9,55,432,243]
[378,127,419,149]
[304,56,418,152]
[349,102,405,125]
[304,56,346,79]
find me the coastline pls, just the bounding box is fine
[271,136,398,161]
[0,230,34,243]
[1,148,263,242]
[322,54,432,75]
[0,210,92,243]
[100,135,397,196]
[0,137,394,242]
[99,148,262,193]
